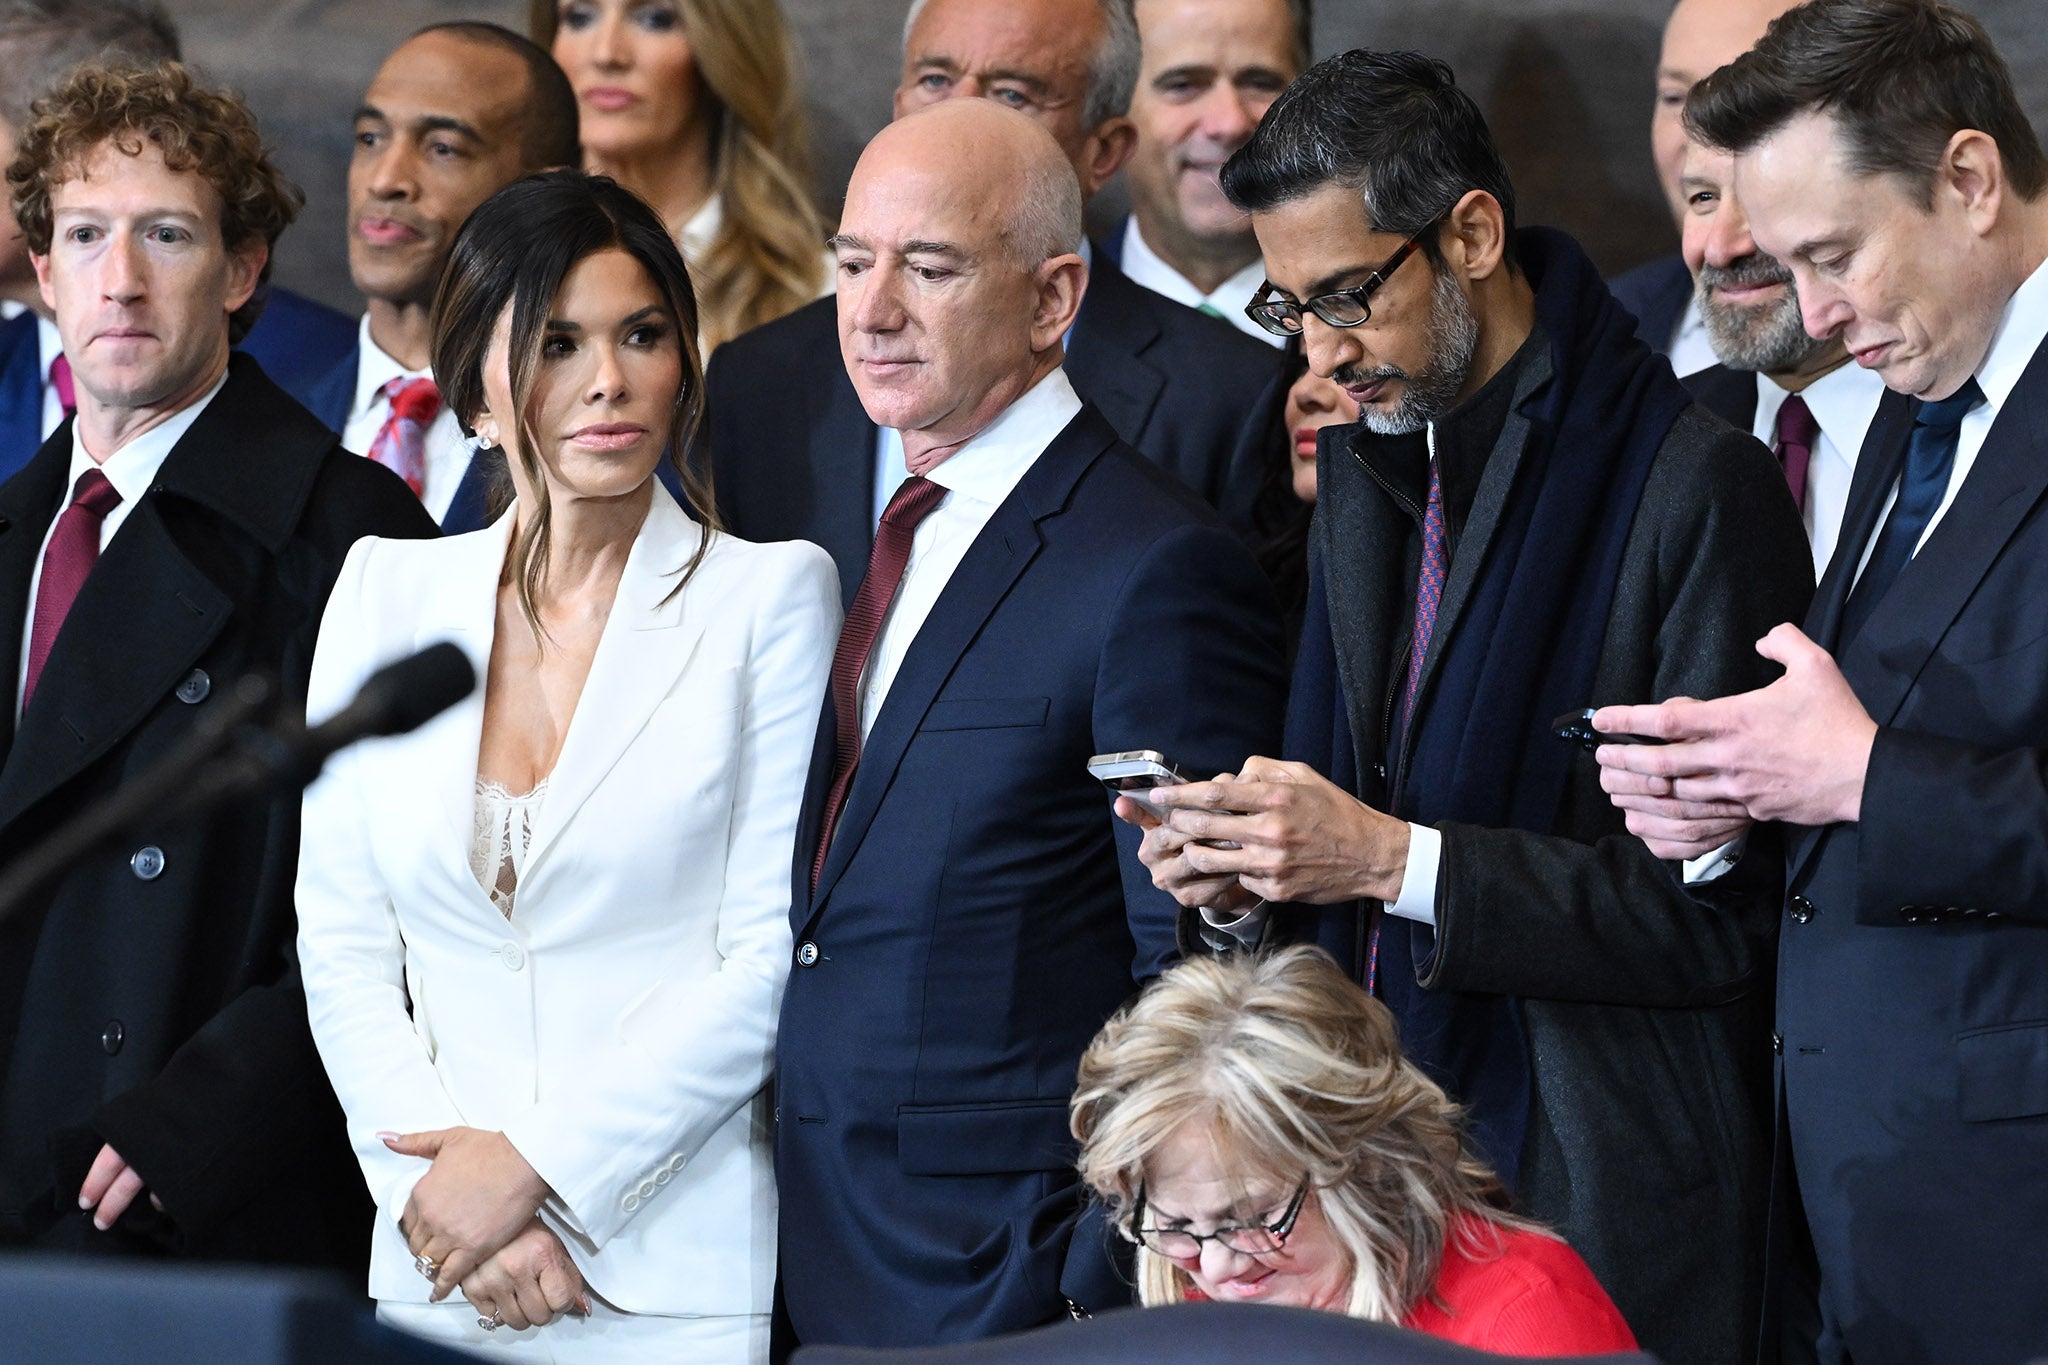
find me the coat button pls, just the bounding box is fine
[129,846,165,880]
[101,1020,125,1055]
[1771,1032,1783,1056]
[496,942,525,971]
[1787,895,1813,924]
[174,669,210,704]
[622,1193,640,1213]
[796,941,820,967]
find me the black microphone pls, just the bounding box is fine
[256,641,477,790]
[0,642,477,926]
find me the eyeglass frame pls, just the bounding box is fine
[1244,212,1447,338]
[1126,1174,1313,1259]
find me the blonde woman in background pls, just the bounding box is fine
[534,0,827,352]
[1072,947,1639,1356]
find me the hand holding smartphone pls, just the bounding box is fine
[1551,707,1669,751]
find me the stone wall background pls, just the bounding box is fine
[164,0,2048,314]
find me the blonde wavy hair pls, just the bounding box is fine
[1071,946,1540,1322]
[530,0,826,351]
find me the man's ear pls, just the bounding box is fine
[1440,188,1509,283]
[31,250,54,315]
[1940,128,2005,236]
[1031,252,1088,352]
[1076,117,1138,199]
[225,238,267,314]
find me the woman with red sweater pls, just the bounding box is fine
[1071,947,1637,1357]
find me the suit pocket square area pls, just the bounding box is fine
[1956,1020,2048,1122]
[898,1097,1075,1175]
[918,696,1051,732]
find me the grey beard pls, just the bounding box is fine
[1698,276,1826,374]
[1357,269,1481,436]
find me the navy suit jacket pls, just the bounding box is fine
[774,403,1286,1349]
[1683,362,1760,431]
[1776,338,2048,1361]
[704,252,1281,607]
[0,287,356,489]
[1607,252,1692,356]
[0,313,38,486]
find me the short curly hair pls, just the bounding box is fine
[7,60,303,342]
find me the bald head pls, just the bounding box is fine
[833,101,1088,468]
[1652,0,1799,223]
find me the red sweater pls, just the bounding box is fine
[1401,1217,1638,1356]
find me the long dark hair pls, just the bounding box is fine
[430,169,720,642]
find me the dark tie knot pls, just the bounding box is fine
[1915,377,1985,435]
[879,474,949,530]
[1774,393,1820,448]
[70,468,121,519]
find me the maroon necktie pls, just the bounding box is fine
[810,474,950,891]
[22,468,121,708]
[1773,394,1817,513]
[50,354,77,418]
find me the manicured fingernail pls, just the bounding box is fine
[376,1131,399,1142]
[78,1195,93,1209]
[93,1216,109,1230]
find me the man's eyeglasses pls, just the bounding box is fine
[1245,215,1445,338]
[1127,1175,1311,1259]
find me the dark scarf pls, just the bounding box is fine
[1290,226,1693,1188]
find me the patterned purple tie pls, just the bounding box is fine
[368,376,440,499]
[1372,454,1447,995]
[811,474,950,891]
[1773,394,1817,513]
[1400,455,1448,724]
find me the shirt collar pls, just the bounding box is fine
[353,312,430,420]
[1119,216,1266,317]
[66,365,230,506]
[679,193,724,263]
[913,366,1082,507]
[1972,252,2048,416]
[1757,358,1887,458]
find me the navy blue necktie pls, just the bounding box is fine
[1838,378,1984,647]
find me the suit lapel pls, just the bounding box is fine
[521,492,705,876]
[1681,363,1761,432]
[1837,357,2048,729]
[810,409,1114,909]
[1066,259,1166,447]
[0,496,231,834]
[0,313,44,486]
[0,433,67,760]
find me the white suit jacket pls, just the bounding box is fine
[295,487,838,1314]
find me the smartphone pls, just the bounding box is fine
[1087,750,1188,810]
[1551,708,1669,751]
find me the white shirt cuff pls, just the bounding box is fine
[1681,834,1747,884]
[1197,899,1268,948]
[1386,823,1440,926]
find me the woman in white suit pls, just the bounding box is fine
[295,171,838,1361]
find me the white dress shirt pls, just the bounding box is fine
[1667,296,1718,378]
[16,368,227,718]
[1847,255,2048,589]
[1119,217,1279,347]
[857,367,1082,739]
[340,315,468,523]
[1749,360,1886,579]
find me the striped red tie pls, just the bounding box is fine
[810,474,949,891]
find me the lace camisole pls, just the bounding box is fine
[470,777,547,918]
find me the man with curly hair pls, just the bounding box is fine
[0,60,436,1268]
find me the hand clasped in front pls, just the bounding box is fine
[1591,623,1878,860]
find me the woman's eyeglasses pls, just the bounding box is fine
[1128,1175,1312,1259]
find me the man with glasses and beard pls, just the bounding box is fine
[1677,135,1886,578]
[1121,50,1812,1365]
